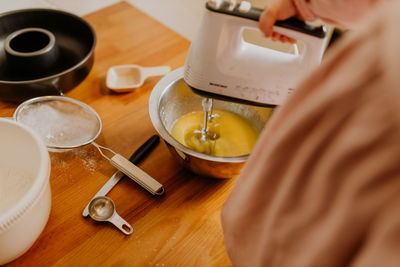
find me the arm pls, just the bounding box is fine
[259,0,380,42]
[222,2,400,266]
[294,0,381,26]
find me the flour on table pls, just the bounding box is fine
[16,99,101,148]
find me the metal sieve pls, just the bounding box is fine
[13,96,164,195]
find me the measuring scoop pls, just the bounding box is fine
[106,64,171,92]
[88,196,133,235]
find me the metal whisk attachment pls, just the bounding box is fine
[185,98,220,155]
[200,98,213,141]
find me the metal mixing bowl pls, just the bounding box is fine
[149,68,273,178]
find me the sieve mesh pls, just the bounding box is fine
[14,96,102,149]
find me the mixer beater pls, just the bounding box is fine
[183,98,220,155]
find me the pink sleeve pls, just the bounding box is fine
[221,2,400,266]
[293,0,380,27]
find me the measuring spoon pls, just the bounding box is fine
[88,196,133,235]
[82,135,160,217]
[106,64,171,92]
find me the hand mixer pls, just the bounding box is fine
[184,0,328,107]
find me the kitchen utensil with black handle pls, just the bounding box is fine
[82,134,160,217]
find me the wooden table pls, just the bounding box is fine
[1,2,234,266]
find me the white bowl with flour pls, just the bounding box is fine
[0,118,51,264]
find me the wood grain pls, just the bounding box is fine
[2,2,235,266]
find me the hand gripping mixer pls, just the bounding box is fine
[184,0,328,107]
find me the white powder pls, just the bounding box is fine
[50,145,101,174]
[0,166,33,214]
[16,99,101,148]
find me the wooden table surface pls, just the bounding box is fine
[1,2,234,266]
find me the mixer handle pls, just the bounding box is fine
[206,1,326,39]
[274,17,326,38]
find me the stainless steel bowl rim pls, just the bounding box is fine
[149,67,248,163]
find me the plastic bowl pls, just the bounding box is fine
[0,118,51,264]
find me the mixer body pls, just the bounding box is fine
[184,0,328,107]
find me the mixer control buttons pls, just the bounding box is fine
[228,0,236,11]
[208,0,223,9]
[238,1,251,13]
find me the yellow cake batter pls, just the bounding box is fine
[171,109,259,157]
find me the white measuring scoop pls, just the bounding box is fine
[106,64,171,92]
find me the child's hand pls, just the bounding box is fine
[259,0,301,44]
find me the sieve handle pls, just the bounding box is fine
[109,154,164,195]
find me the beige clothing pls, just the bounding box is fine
[221,1,400,267]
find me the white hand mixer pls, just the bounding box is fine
[184,0,328,107]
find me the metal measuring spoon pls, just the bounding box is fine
[82,135,160,217]
[88,196,133,235]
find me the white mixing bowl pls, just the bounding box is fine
[0,118,51,265]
